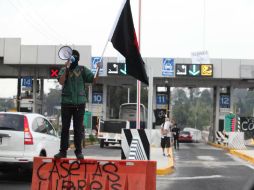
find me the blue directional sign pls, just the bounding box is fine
[162,58,174,77]
[91,57,103,74]
[220,93,230,108]
[92,92,103,104]
[22,77,32,88]
[156,94,168,105]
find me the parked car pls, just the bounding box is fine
[179,131,193,143]
[183,127,202,143]
[0,112,60,171]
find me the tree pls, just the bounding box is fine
[0,99,15,111]
[172,88,190,128]
[171,88,212,130]
[129,85,148,107]
[200,89,212,103]
[43,88,61,116]
[108,86,128,118]
[233,88,254,116]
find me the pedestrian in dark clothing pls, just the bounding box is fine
[171,120,180,150]
[54,49,99,159]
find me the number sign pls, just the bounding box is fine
[220,93,230,108]
[156,94,168,105]
[92,92,103,104]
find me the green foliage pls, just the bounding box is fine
[88,134,96,143]
[107,86,127,118]
[129,85,148,108]
[43,88,61,115]
[233,89,254,116]
[172,88,212,130]
[0,99,15,111]
[27,85,254,132]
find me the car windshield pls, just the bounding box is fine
[0,114,24,131]
[119,104,146,121]
[180,131,190,135]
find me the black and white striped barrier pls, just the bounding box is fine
[128,138,146,160]
[121,129,150,160]
[216,131,229,145]
[236,115,241,132]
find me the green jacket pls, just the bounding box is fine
[58,65,94,105]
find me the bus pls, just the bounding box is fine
[119,103,147,129]
[97,103,147,148]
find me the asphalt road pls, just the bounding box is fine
[0,169,31,190]
[0,143,254,190]
[157,143,254,190]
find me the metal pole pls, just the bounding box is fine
[40,79,44,114]
[212,86,219,142]
[212,87,217,142]
[147,66,153,130]
[17,66,21,112]
[127,88,130,103]
[32,76,37,113]
[136,0,142,129]
[168,86,170,117]
[147,65,153,160]
[17,76,21,112]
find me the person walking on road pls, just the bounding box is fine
[54,49,99,159]
[171,120,180,150]
[161,116,172,157]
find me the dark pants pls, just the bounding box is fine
[60,104,85,154]
[173,136,179,150]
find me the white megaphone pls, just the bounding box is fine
[58,46,75,63]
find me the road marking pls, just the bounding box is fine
[197,156,216,161]
[158,175,223,181]
[227,153,254,170]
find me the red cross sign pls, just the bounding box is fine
[50,68,59,78]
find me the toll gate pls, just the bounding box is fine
[1,38,254,141]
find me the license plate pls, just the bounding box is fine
[109,134,116,138]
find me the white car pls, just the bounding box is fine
[0,112,60,171]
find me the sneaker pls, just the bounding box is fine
[75,152,84,159]
[54,151,67,159]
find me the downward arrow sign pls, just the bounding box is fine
[189,65,200,76]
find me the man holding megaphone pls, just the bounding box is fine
[55,47,100,159]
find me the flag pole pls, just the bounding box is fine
[100,0,127,77]
[136,0,142,129]
[94,39,109,78]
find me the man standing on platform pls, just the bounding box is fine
[54,49,99,159]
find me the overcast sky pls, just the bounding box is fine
[1,0,254,97]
